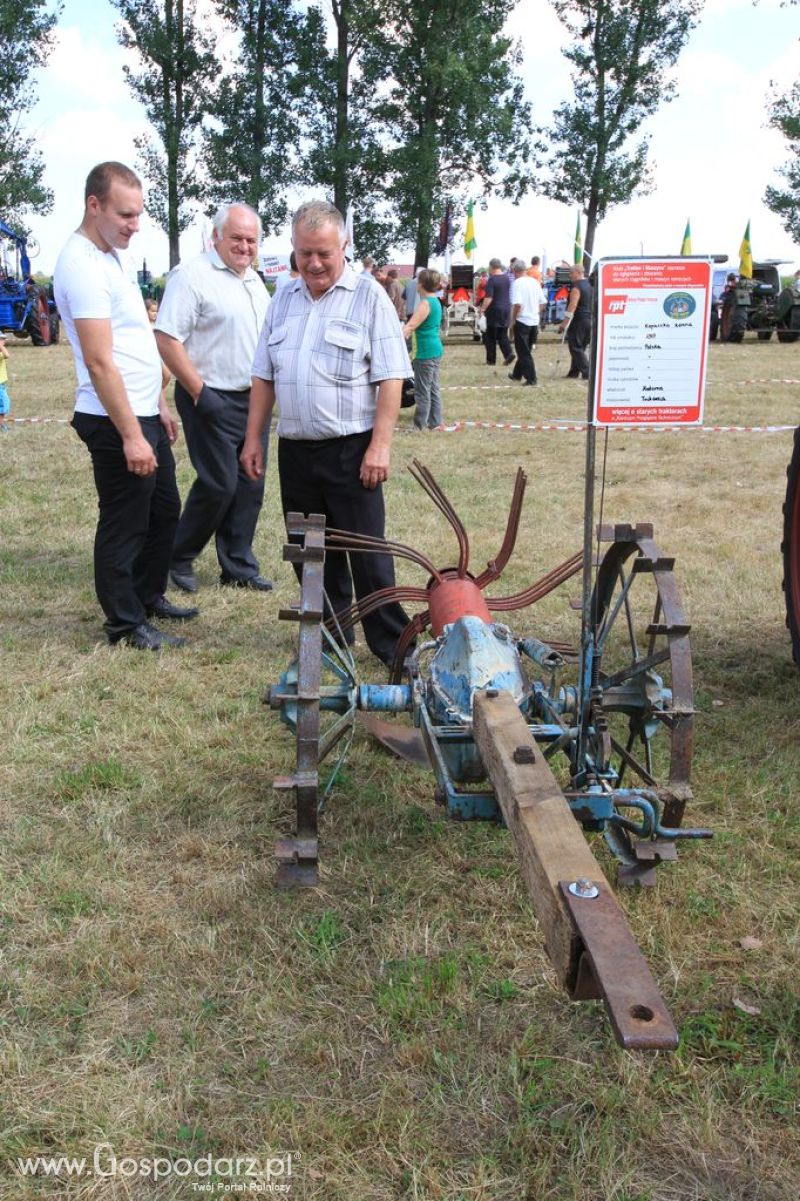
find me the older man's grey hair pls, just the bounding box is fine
[489,257,503,270]
[211,203,262,241]
[512,258,527,274]
[292,200,347,245]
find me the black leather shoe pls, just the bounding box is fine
[170,568,198,593]
[146,595,199,621]
[503,355,516,366]
[521,380,537,387]
[112,621,186,650]
[220,573,273,592]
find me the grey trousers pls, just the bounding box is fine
[412,358,443,429]
[172,382,269,581]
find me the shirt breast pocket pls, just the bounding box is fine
[267,324,288,374]
[317,319,370,384]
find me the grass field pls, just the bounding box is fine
[0,328,798,1200]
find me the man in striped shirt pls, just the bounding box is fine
[241,200,412,669]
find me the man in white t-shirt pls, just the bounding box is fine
[509,258,545,386]
[54,161,192,650]
[155,203,272,592]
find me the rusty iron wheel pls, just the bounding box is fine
[589,534,694,830]
[783,425,800,666]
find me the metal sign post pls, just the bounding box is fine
[576,257,713,775]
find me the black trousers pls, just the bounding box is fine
[72,413,180,640]
[278,431,409,665]
[484,321,513,365]
[511,322,539,383]
[173,382,268,581]
[567,317,591,378]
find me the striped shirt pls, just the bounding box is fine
[251,265,412,440]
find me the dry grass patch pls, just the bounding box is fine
[0,334,798,1199]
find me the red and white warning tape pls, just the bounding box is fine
[404,420,797,435]
[732,378,800,386]
[7,415,796,435]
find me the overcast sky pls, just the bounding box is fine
[16,0,800,274]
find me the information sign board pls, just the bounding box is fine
[593,258,712,427]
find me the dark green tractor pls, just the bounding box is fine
[719,261,800,343]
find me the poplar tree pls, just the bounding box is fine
[112,0,217,266]
[0,0,59,224]
[202,0,327,234]
[303,0,396,258]
[359,0,531,268]
[537,0,702,267]
[765,0,800,248]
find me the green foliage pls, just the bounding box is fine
[202,0,327,235]
[357,0,532,266]
[765,81,800,245]
[302,0,399,258]
[536,0,702,264]
[111,0,218,266]
[0,0,59,224]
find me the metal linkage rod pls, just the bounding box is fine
[486,550,584,612]
[408,459,470,577]
[474,468,527,588]
[325,528,444,584]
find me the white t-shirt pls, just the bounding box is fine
[53,233,162,417]
[510,274,545,326]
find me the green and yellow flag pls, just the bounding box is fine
[739,220,753,279]
[573,211,583,265]
[464,201,477,260]
[680,219,692,256]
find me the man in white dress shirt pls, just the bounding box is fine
[509,258,545,386]
[155,203,272,592]
[240,199,412,669]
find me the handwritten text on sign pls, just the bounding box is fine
[593,259,712,427]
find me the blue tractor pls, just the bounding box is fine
[0,218,58,345]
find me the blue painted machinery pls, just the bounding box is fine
[0,219,58,345]
[269,462,712,1049]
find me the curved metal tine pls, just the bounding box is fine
[486,550,583,611]
[325,527,443,582]
[324,587,430,645]
[408,459,470,576]
[389,611,430,683]
[474,468,527,588]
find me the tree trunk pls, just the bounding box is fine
[333,0,350,215]
[412,119,437,269]
[168,0,181,267]
[584,197,599,274]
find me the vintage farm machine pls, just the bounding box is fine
[268,451,712,1052]
[0,218,58,345]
